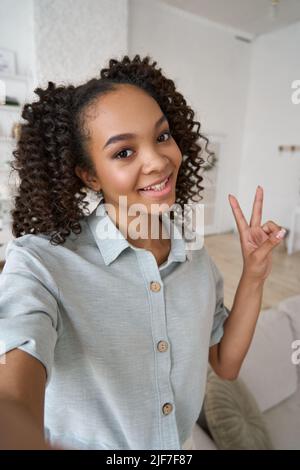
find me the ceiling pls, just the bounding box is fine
[158,0,300,38]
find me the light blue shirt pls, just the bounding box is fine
[0,198,229,450]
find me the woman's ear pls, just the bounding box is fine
[75,166,101,192]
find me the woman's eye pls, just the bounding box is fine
[157,131,171,142]
[113,131,171,160]
[114,149,134,160]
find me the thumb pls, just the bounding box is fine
[256,228,286,259]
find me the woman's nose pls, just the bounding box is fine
[140,149,169,174]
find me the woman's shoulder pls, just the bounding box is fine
[2,234,60,299]
[3,227,85,275]
[5,233,50,260]
[3,234,54,272]
[3,218,95,273]
[5,232,62,263]
[5,220,89,257]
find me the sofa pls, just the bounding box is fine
[191,294,300,450]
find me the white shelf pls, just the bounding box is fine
[0,73,30,82]
[0,137,16,143]
[0,75,29,261]
[0,104,22,112]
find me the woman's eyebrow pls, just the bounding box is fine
[102,114,168,149]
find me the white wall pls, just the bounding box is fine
[0,0,36,97]
[34,0,128,86]
[0,0,128,91]
[238,22,300,243]
[128,0,252,233]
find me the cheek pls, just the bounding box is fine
[174,151,183,173]
[104,167,136,192]
[171,142,183,167]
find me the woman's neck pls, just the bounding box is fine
[106,204,170,252]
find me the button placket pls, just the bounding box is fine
[140,258,178,448]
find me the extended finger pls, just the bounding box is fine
[249,186,263,228]
[228,194,248,236]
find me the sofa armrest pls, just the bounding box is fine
[238,307,297,412]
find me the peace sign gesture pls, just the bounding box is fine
[228,186,286,283]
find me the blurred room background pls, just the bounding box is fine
[0,0,300,450]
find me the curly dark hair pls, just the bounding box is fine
[10,54,213,245]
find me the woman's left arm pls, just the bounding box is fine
[209,186,287,380]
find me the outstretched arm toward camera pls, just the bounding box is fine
[209,186,286,380]
[0,348,55,449]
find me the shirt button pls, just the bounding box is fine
[150,281,161,292]
[162,403,173,415]
[157,340,168,352]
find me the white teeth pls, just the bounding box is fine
[142,176,169,191]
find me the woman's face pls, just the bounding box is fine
[75,84,182,220]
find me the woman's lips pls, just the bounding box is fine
[138,173,173,198]
[139,172,173,190]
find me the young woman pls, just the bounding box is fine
[0,55,286,450]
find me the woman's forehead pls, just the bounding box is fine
[86,85,163,140]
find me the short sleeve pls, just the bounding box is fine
[208,254,230,347]
[0,237,61,385]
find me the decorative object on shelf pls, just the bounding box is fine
[0,72,30,261]
[0,79,4,105]
[287,206,300,255]
[202,152,218,172]
[3,95,20,106]
[0,198,11,226]
[278,145,300,153]
[11,122,21,140]
[269,0,280,21]
[0,95,20,108]
[0,48,16,75]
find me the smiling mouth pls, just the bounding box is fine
[139,173,173,191]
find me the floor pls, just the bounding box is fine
[204,230,300,310]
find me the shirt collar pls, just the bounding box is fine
[86,198,189,266]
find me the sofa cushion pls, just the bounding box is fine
[278,295,300,338]
[203,369,273,450]
[278,295,300,383]
[238,307,298,412]
[278,295,300,320]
